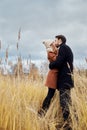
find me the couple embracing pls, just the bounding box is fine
[38,35,74,130]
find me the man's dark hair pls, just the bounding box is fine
[55,35,66,43]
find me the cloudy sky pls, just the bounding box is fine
[0,0,87,67]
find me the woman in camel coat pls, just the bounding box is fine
[45,43,58,89]
[38,41,59,116]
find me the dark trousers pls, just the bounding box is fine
[42,88,71,121]
[42,88,55,111]
[59,88,72,121]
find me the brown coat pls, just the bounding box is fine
[45,50,58,89]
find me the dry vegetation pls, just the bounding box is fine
[0,69,87,130]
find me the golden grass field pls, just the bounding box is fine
[0,71,87,130]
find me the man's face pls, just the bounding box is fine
[54,38,62,47]
[54,38,60,47]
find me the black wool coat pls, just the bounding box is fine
[49,43,74,90]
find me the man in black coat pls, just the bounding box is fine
[49,35,74,129]
[38,35,74,129]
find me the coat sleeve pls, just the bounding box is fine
[48,52,57,62]
[49,46,67,69]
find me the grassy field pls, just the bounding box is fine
[0,72,87,130]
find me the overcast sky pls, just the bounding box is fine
[0,0,87,67]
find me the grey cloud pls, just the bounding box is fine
[0,0,87,65]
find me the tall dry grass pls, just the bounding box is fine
[0,71,87,130]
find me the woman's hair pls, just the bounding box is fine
[55,35,66,43]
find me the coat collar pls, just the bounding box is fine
[58,42,65,47]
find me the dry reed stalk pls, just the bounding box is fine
[0,40,1,50]
[18,27,21,41]
[85,57,87,63]
[16,27,21,51]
